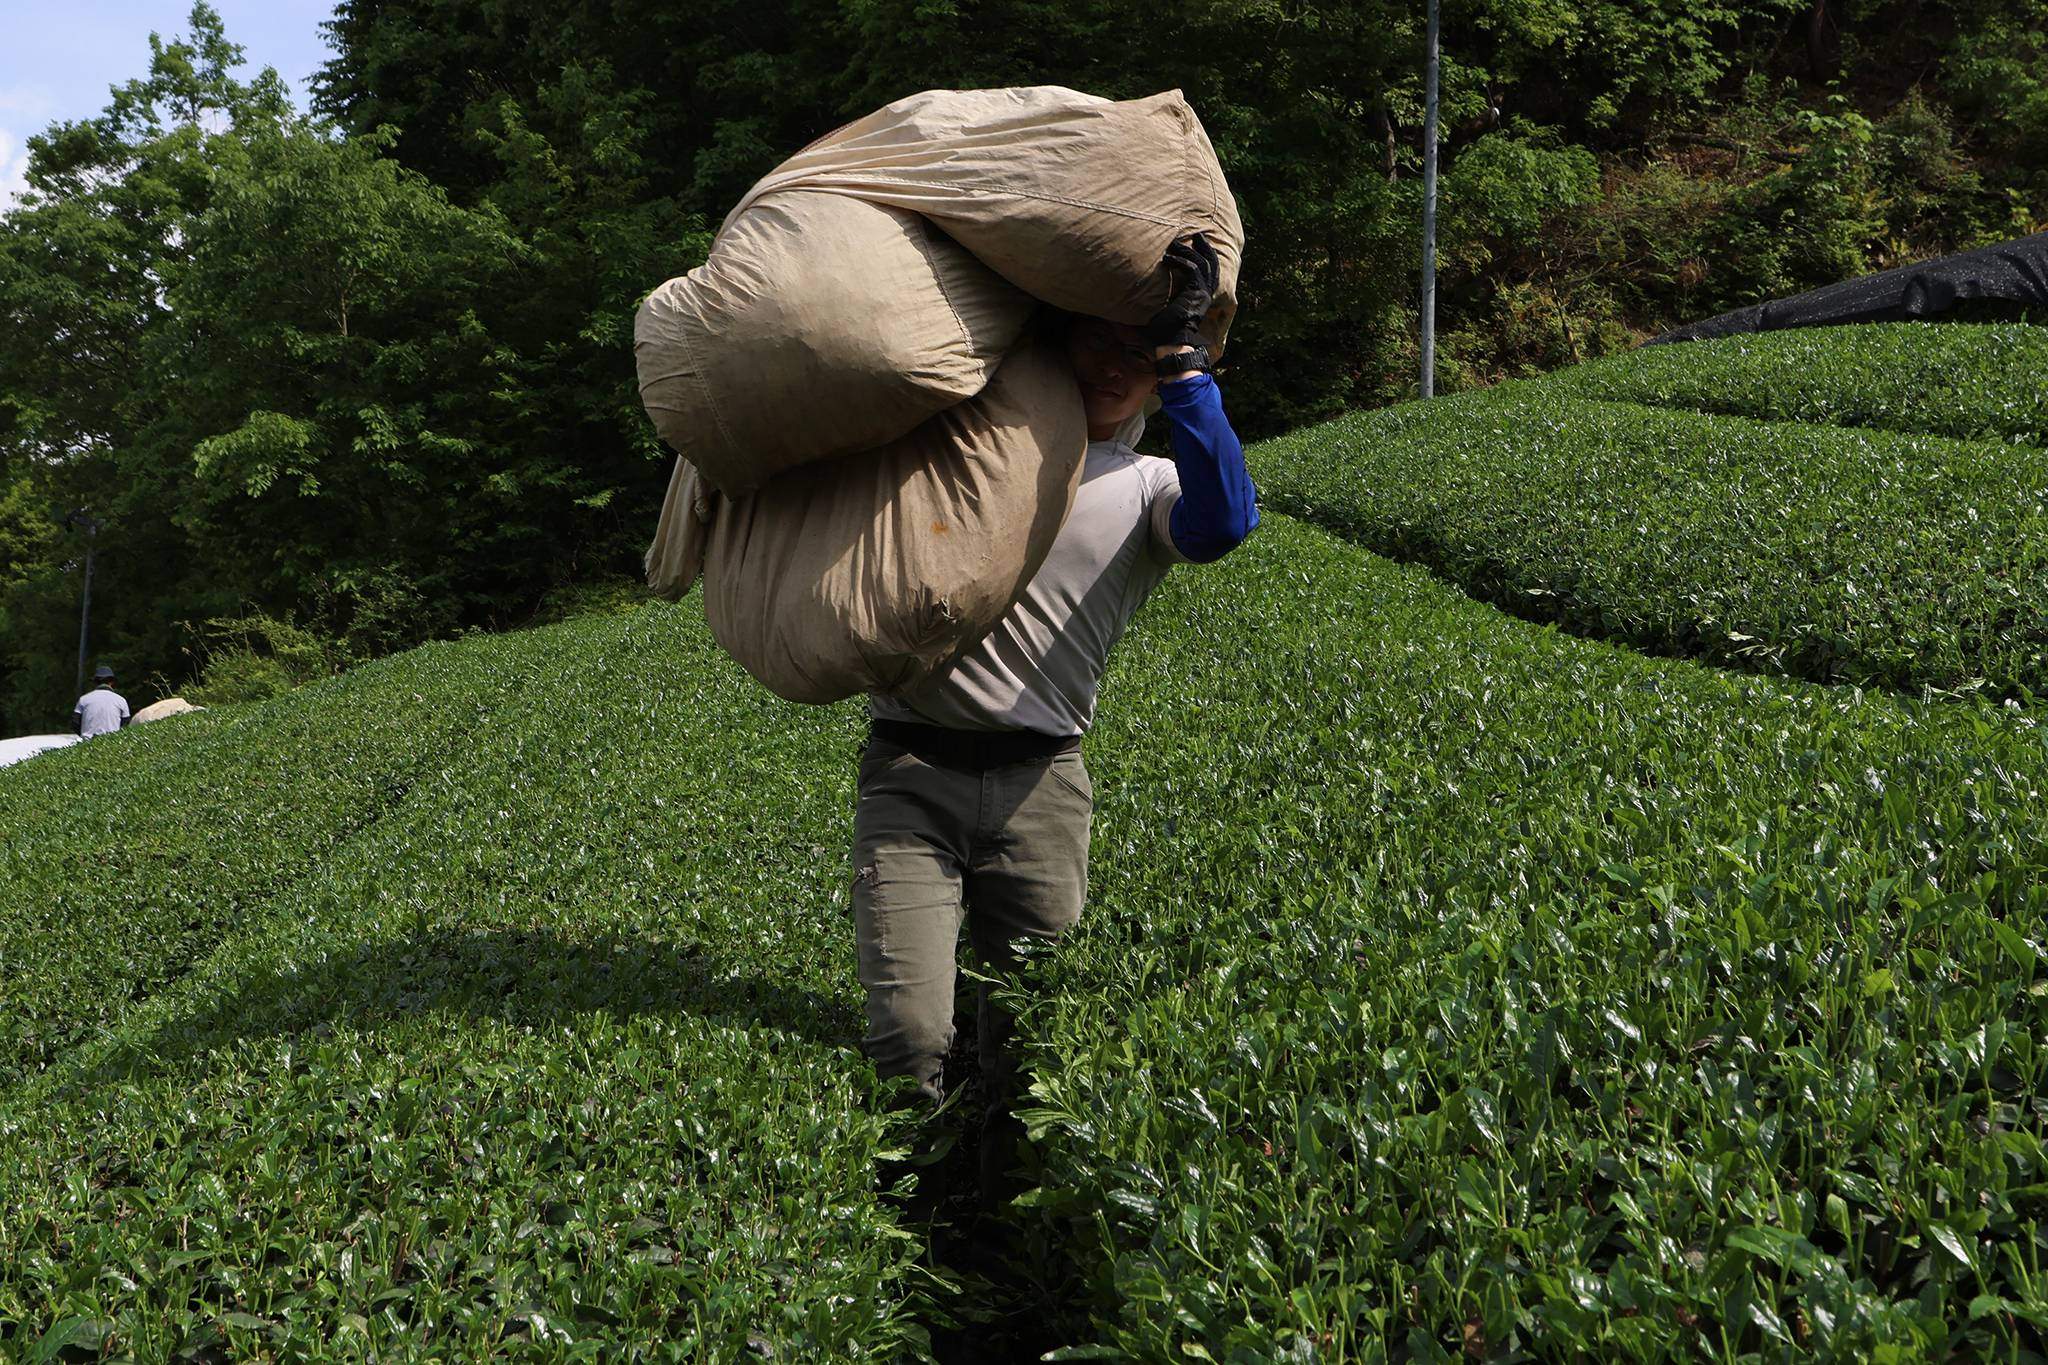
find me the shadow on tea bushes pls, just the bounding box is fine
[0,604,933,1362]
[62,926,863,1097]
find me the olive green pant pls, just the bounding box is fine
[850,736,1093,1128]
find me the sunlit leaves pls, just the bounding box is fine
[1255,322,2048,703]
[0,604,925,1360]
[1018,514,2048,1359]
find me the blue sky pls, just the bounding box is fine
[1,0,339,203]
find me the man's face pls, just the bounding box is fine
[1067,318,1157,436]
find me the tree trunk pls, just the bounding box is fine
[1806,0,1839,81]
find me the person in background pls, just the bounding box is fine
[73,665,131,738]
[852,233,1258,1213]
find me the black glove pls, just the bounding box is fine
[1143,233,1221,350]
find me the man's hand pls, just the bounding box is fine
[1143,233,1221,352]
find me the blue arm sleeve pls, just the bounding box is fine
[1156,371,1260,563]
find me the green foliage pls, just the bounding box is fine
[0,607,928,1359]
[161,119,540,618]
[5,484,2047,1352]
[1019,514,2048,1358]
[305,0,1904,434]
[1944,2,2048,199]
[190,411,325,499]
[0,7,672,735]
[1549,320,2048,442]
[1256,323,2048,700]
[1872,89,1989,246]
[0,3,292,732]
[183,613,345,706]
[526,574,655,627]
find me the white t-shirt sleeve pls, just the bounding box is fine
[1144,459,1189,566]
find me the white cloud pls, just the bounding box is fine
[0,127,30,210]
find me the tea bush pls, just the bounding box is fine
[0,605,929,1360]
[0,628,563,1085]
[1551,324,2048,446]
[1254,323,2048,700]
[1019,515,2048,1359]
[4,508,2044,1359]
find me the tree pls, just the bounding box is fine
[0,3,290,729]
[161,121,527,635]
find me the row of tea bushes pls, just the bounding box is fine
[1252,326,2048,700]
[0,606,930,1361]
[0,630,564,1088]
[9,504,2045,1358]
[1551,323,2048,447]
[1017,515,2048,1360]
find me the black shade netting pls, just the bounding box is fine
[1649,231,2048,344]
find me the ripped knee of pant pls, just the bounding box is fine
[854,862,878,887]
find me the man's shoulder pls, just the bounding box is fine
[1129,451,1180,498]
[1089,440,1174,476]
[1082,445,1178,510]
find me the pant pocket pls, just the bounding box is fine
[1046,751,1093,803]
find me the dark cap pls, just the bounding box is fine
[92,664,115,681]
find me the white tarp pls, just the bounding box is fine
[0,734,81,768]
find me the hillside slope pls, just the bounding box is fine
[1033,516,2048,1358]
[0,609,925,1361]
[3,507,2044,1359]
[1255,323,2048,700]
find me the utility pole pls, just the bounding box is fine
[64,509,102,698]
[1420,0,1441,398]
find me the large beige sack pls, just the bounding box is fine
[635,85,1241,496]
[636,200,1035,497]
[646,339,1088,703]
[133,697,202,724]
[737,86,1243,341]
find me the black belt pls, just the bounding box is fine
[869,719,1080,771]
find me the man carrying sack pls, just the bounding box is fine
[850,234,1258,1210]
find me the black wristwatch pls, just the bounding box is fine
[1155,344,1211,379]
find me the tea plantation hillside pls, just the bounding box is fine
[0,619,930,1360]
[4,513,2046,1359]
[1255,322,2048,701]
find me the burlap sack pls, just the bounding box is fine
[646,338,1088,703]
[636,200,1034,497]
[636,85,1242,496]
[132,697,202,724]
